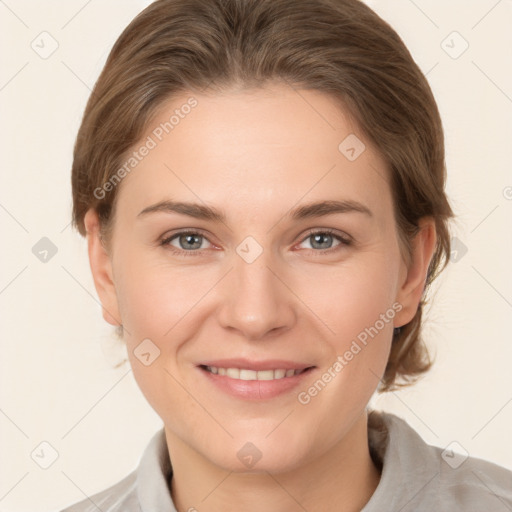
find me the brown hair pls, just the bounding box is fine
[71,0,454,392]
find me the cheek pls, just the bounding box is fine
[114,256,215,412]
[303,250,399,387]
[294,260,398,419]
[116,260,200,422]
[114,252,208,342]
[309,252,400,339]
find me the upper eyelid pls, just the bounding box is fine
[162,228,214,245]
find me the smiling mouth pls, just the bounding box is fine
[199,365,315,381]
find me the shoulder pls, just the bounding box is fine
[59,470,138,512]
[59,428,174,512]
[365,410,512,511]
[432,442,512,509]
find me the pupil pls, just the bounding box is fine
[312,233,332,249]
[181,234,201,249]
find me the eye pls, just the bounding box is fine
[161,230,214,256]
[160,228,352,257]
[297,229,352,253]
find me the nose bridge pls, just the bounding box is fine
[217,238,294,338]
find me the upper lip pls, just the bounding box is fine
[198,358,315,371]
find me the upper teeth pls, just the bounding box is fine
[205,366,304,380]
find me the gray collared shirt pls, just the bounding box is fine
[60,410,512,511]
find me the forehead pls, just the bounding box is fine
[115,83,391,221]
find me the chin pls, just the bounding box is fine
[204,436,310,475]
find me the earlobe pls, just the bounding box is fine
[394,218,437,328]
[83,209,122,327]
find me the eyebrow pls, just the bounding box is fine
[137,198,373,222]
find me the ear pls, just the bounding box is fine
[394,217,437,328]
[84,208,122,327]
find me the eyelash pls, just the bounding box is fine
[160,228,352,257]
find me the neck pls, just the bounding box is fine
[165,411,381,512]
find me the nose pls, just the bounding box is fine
[216,247,297,340]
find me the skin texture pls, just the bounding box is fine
[84,83,436,512]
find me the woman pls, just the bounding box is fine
[63,0,512,510]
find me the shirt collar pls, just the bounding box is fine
[137,428,176,512]
[362,409,440,511]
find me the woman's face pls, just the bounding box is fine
[86,83,429,473]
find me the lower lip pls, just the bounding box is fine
[198,366,316,401]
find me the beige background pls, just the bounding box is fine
[1,1,511,510]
